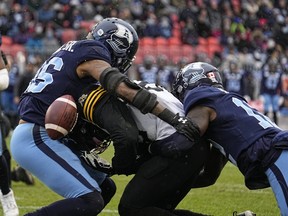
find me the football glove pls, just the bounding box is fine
[170,113,200,142]
[80,148,114,176]
[158,109,200,142]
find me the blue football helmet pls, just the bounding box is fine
[172,62,223,101]
[89,17,139,73]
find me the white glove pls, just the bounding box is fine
[80,149,114,175]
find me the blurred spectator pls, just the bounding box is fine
[0,3,11,35]
[158,16,172,38]
[143,7,159,38]
[42,26,60,58]
[179,0,198,24]
[25,23,44,55]
[260,61,283,125]
[67,6,84,29]
[197,8,212,38]
[0,55,19,128]
[207,0,222,38]
[37,2,55,24]
[181,17,198,45]
[8,3,25,34]
[14,60,36,106]
[222,61,246,97]
[136,55,158,83]
[155,55,174,91]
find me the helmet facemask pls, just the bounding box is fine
[90,18,138,73]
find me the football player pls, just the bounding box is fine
[74,81,225,216]
[172,61,288,215]
[10,17,198,216]
[0,40,19,216]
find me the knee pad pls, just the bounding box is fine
[100,177,116,206]
[79,190,105,215]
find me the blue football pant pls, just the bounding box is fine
[265,150,288,216]
[10,123,106,198]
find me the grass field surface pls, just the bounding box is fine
[2,138,279,216]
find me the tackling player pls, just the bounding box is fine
[172,61,288,215]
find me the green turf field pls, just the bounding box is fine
[4,140,279,216]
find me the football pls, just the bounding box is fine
[45,95,78,140]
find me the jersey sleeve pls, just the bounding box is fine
[53,40,112,82]
[183,86,225,114]
[78,84,110,123]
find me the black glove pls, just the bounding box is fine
[158,108,200,142]
[80,149,114,176]
[170,113,200,142]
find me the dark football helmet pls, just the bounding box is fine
[172,62,223,101]
[89,17,139,73]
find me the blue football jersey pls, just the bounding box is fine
[183,86,281,165]
[19,40,111,126]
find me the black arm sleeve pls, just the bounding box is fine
[92,96,140,175]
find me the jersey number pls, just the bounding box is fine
[232,97,277,129]
[26,57,63,93]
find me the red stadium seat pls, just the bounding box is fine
[142,45,157,57]
[172,28,181,39]
[1,36,12,46]
[207,44,223,58]
[195,44,209,55]
[155,37,168,46]
[134,52,144,64]
[207,37,220,45]
[169,45,182,63]
[61,29,77,43]
[168,37,182,46]
[140,37,155,46]
[182,45,195,61]
[10,44,26,57]
[156,45,170,58]
[80,21,95,31]
[198,37,208,46]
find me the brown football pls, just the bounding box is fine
[45,95,78,140]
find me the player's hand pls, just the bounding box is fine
[170,113,200,142]
[80,149,114,176]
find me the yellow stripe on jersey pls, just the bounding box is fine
[83,86,107,122]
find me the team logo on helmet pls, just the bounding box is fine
[97,29,104,36]
[182,64,206,85]
[106,23,133,57]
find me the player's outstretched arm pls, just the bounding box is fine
[78,60,202,142]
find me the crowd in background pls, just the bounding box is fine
[0,0,288,126]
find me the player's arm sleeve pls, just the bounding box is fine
[81,86,140,175]
[0,68,9,91]
[99,67,158,114]
[99,67,202,143]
